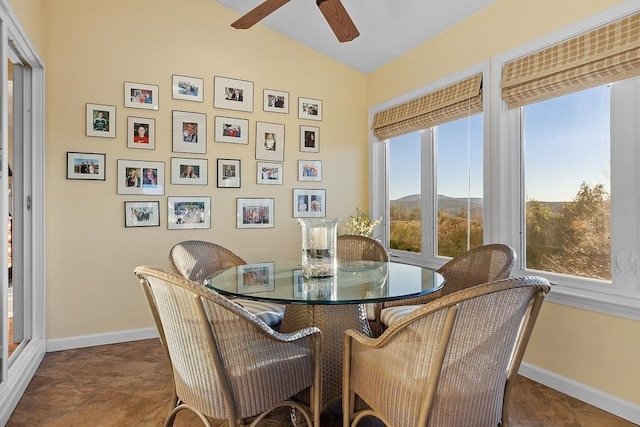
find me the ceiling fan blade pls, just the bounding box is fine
[231,0,291,30]
[316,0,360,43]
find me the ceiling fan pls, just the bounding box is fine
[231,0,360,43]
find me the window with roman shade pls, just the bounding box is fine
[501,12,640,109]
[371,73,482,140]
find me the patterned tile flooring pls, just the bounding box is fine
[6,339,636,426]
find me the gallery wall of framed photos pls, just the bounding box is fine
[78,73,334,231]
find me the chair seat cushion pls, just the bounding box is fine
[235,299,285,327]
[380,305,423,327]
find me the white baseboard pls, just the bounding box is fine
[519,362,640,425]
[45,327,158,352]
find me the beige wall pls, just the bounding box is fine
[18,0,368,338]
[8,0,639,410]
[366,0,639,406]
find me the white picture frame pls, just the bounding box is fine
[293,188,326,218]
[300,125,319,153]
[255,121,285,162]
[167,196,211,230]
[66,152,106,180]
[214,76,254,112]
[298,160,322,182]
[263,88,289,114]
[172,74,204,102]
[236,198,274,229]
[124,82,159,110]
[86,103,116,138]
[117,159,165,195]
[127,116,155,149]
[171,157,208,185]
[214,115,249,145]
[257,161,283,185]
[172,110,207,154]
[298,97,322,121]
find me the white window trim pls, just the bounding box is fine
[490,3,640,321]
[369,61,490,270]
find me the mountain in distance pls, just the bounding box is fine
[391,194,565,217]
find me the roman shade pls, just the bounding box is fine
[371,73,482,140]
[502,12,640,109]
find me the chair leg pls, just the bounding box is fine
[164,404,212,427]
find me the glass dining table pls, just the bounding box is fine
[205,260,445,410]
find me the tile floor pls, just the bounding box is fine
[6,338,636,426]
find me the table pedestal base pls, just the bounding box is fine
[280,303,372,410]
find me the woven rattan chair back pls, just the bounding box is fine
[135,266,321,427]
[343,276,550,427]
[383,243,516,311]
[337,235,389,262]
[168,240,285,327]
[168,240,246,283]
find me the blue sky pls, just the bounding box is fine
[389,85,610,202]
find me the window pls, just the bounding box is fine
[522,85,611,282]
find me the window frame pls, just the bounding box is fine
[370,61,490,270]
[490,6,640,320]
[371,4,639,320]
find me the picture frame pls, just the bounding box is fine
[257,161,283,185]
[124,201,160,228]
[124,82,159,110]
[214,76,254,112]
[66,152,106,180]
[214,116,249,145]
[298,160,322,182]
[217,158,241,188]
[172,110,207,154]
[300,125,319,152]
[255,121,285,162]
[86,103,116,138]
[293,188,326,218]
[127,116,155,149]
[171,157,208,185]
[167,196,211,230]
[298,97,322,121]
[263,88,289,114]
[236,198,274,229]
[238,263,275,293]
[172,74,204,102]
[293,269,304,298]
[117,159,165,195]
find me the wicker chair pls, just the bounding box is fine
[337,235,389,336]
[343,276,550,427]
[135,266,322,427]
[168,240,285,328]
[380,243,516,328]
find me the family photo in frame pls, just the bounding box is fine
[124,201,160,228]
[298,97,322,121]
[67,152,106,180]
[214,116,249,145]
[172,110,207,154]
[214,76,254,112]
[172,74,204,102]
[167,196,211,230]
[293,188,326,218]
[127,116,155,149]
[300,125,319,152]
[117,159,165,195]
[171,157,208,185]
[255,121,285,162]
[236,198,274,229]
[257,161,283,185]
[263,88,289,114]
[86,103,115,138]
[238,263,275,293]
[217,158,241,188]
[124,82,159,110]
[298,160,322,182]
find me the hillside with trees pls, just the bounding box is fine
[390,182,610,281]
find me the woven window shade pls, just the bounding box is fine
[372,74,482,140]
[502,12,640,109]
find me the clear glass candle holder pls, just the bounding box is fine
[299,218,339,277]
